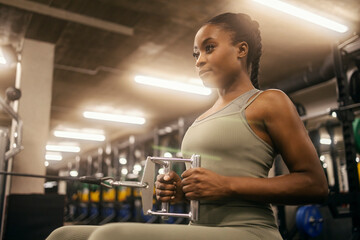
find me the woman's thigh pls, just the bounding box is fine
[88,223,264,240]
[46,225,99,240]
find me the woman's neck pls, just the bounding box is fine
[216,76,254,103]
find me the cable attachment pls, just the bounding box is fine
[100,177,115,188]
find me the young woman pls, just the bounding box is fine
[47,12,328,240]
[154,12,328,238]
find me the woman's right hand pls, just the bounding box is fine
[155,171,184,203]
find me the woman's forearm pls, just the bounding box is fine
[225,172,328,205]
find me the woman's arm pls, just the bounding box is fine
[182,90,328,205]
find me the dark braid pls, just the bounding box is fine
[205,13,262,89]
[250,22,262,89]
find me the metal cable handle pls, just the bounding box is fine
[100,154,201,223]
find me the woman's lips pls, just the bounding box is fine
[199,69,211,76]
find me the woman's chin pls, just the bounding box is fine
[200,78,216,88]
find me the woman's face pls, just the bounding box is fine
[193,24,244,89]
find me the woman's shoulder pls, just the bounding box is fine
[259,88,288,100]
[257,89,293,107]
[253,89,296,118]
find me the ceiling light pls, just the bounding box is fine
[252,0,349,33]
[69,170,78,177]
[119,157,127,165]
[45,152,63,161]
[0,50,6,64]
[0,45,17,66]
[320,138,332,145]
[134,75,212,96]
[54,130,105,141]
[46,145,80,153]
[134,164,142,172]
[83,111,146,125]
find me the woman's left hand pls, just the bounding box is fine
[181,168,230,200]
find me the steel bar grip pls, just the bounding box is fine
[161,161,170,220]
[189,154,200,222]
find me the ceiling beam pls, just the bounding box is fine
[0,0,134,36]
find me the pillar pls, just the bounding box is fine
[10,38,54,194]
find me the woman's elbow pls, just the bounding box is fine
[312,178,329,203]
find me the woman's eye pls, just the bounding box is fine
[193,52,200,59]
[205,44,215,53]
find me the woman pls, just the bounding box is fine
[154,12,328,238]
[47,12,328,240]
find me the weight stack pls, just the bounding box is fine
[4,194,65,240]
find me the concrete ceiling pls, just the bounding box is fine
[0,0,359,171]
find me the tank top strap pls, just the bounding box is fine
[241,90,263,111]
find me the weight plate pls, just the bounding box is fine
[296,205,323,237]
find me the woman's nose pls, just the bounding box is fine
[195,54,206,68]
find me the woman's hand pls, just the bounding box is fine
[181,168,230,201]
[155,171,184,203]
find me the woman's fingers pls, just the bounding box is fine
[155,188,176,201]
[157,171,180,183]
[155,189,176,197]
[155,181,176,190]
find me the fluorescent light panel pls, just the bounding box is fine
[83,111,146,125]
[0,49,6,65]
[134,75,212,96]
[0,56,6,65]
[45,152,63,161]
[54,130,105,141]
[46,145,80,153]
[320,138,332,145]
[70,170,78,177]
[252,0,348,33]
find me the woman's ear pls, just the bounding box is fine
[237,41,248,58]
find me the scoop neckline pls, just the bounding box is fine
[195,88,259,123]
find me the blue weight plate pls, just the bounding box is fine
[296,205,323,237]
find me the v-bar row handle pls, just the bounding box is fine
[102,154,201,223]
[142,155,201,223]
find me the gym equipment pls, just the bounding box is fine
[118,203,132,222]
[349,70,360,103]
[102,154,201,223]
[300,103,360,122]
[0,87,23,160]
[328,37,360,239]
[296,205,323,237]
[353,118,360,154]
[0,87,23,239]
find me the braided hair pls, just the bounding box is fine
[205,13,262,89]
